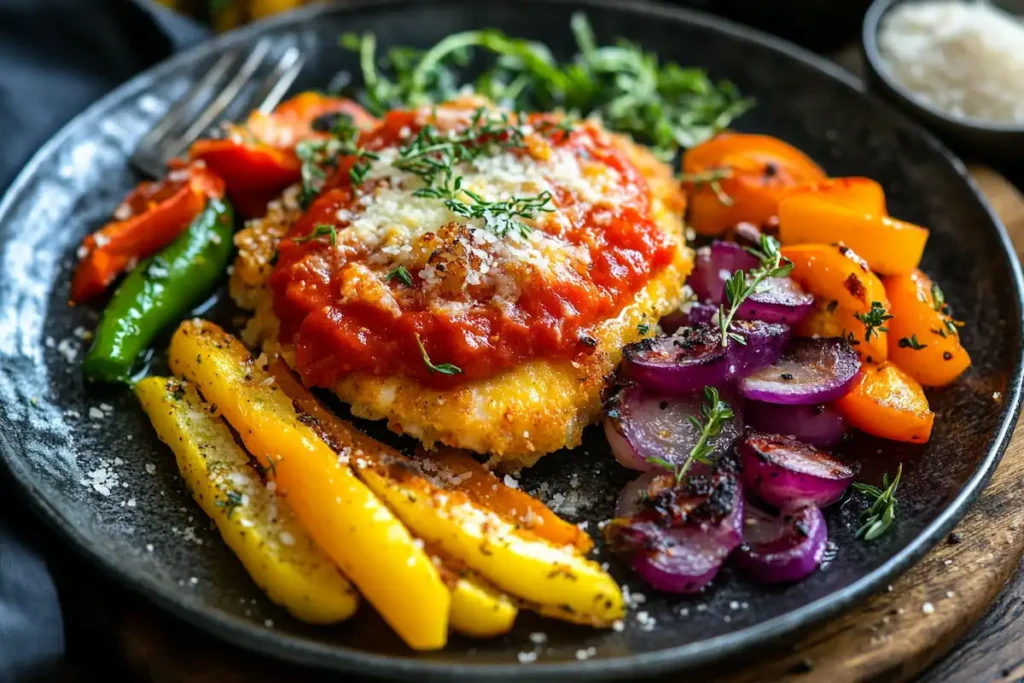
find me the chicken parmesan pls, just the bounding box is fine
[231,97,691,466]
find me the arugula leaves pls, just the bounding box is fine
[339,13,752,159]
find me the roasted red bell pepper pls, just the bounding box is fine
[189,92,376,212]
[70,161,225,304]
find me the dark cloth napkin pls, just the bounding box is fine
[0,1,207,679]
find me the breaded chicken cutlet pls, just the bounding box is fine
[230,98,691,468]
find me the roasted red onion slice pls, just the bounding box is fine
[615,472,663,516]
[690,242,758,305]
[622,322,789,396]
[740,432,856,510]
[735,504,827,584]
[745,401,847,448]
[729,321,791,377]
[605,468,744,593]
[738,338,861,405]
[736,276,814,325]
[660,302,717,334]
[605,387,743,472]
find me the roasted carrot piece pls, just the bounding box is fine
[835,361,934,443]
[783,244,890,363]
[885,270,971,387]
[783,177,887,215]
[682,133,826,236]
[190,92,376,204]
[420,447,593,553]
[70,162,224,303]
[779,194,928,275]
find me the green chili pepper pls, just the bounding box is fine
[82,198,235,383]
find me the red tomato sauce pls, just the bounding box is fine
[269,108,678,388]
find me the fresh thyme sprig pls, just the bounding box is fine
[392,109,554,238]
[852,464,902,541]
[386,265,414,286]
[717,235,793,347]
[415,333,463,375]
[929,281,965,337]
[898,334,927,350]
[678,168,734,206]
[296,113,379,207]
[649,386,734,483]
[854,301,893,342]
[293,224,338,247]
[339,13,753,159]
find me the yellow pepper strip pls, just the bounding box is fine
[134,376,358,623]
[168,320,450,650]
[431,547,518,638]
[266,360,623,627]
[419,447,593,554]
[362,465,624,627]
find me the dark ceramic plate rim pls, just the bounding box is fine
[862,0,1024,134]
[2,0,1022,679]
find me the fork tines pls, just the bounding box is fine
[131,37,306,179]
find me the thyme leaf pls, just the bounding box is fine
[415,334,463,375]
[386,265,414,286]
[717,234,792,347]
[293,224,338,247]
[648,386,734,483]
[853,464,901,541]
[898,334,927,350]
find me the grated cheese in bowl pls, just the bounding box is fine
[877,1,1024,125]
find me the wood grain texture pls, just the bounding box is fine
[48,169,1021,683]
[919,559,1024,683]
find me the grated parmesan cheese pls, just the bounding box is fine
[878,1,1024,123]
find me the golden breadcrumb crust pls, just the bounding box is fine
[230,130,691,468]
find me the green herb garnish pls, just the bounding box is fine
[293,224,338,246]
[340,13,752,159]
[390,109,553,238]
[898,334,927,350]
[415,333,462,375]
[215,490,245,520]
[853,464,901,541]
[387,265,414,286]
[717,235,793,346]
[930,281,946,313]
[296,113,379,207]
[649,386,734,482]
[678,168,734,206]
[854,301,893,342]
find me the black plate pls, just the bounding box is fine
[1,0,1022,680]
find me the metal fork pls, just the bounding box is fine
[131,37,306,179]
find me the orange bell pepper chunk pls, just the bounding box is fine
[783,244,890,363]
[70,161,224,304]
[779,194,928,276]
[835,361,934,443]
[783,177,887,215]
[885,270,970,387]
[681,133,826,236]
[190,92,376,204]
